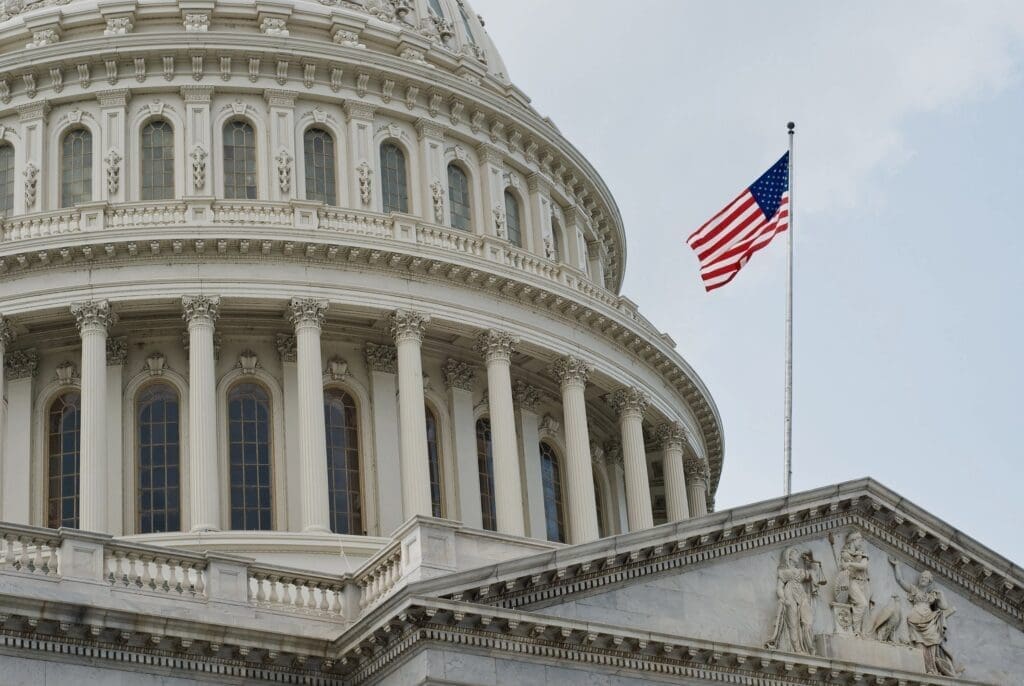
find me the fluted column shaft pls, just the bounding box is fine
[611,387,653,532]
[0,318,12,471]
[71,301,117,532]
[685,456,710,517]
[553,357,599,543]
[477,331,524,536]
[390,310,433,519]
[183,296,220,532]
[658,423,690,522]
[290,299,331,533]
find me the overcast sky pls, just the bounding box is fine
[473,0,1024,563]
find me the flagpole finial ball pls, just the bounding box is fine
[787,122,796,132]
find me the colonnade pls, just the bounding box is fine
[9,299,711,541]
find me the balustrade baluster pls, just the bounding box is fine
[193,562,206,596]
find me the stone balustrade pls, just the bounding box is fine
[356,543,404,610]
[248,565,349,619]
[0,524,61,577]
[105,542,208,598]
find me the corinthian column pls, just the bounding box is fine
[289,298,331,533]
[609,387,653,532]
[389,310,433,519]
[476,330,525,536]
[70,300,117,532]
[182,296,221,532]
[657,422,690,522]
[551,356,599,543]
[685,455,710,517]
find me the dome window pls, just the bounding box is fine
[60,128,93,208]
[540,442,567,543]
[380,142,409,214]
[304,128,337,206]
[324,387,362,535]
[141,121,175,201]
[426,404,444,518]
[428,0,446,18]
[46,392,81,529]
[228,382,274,531]
[223,121,258,200]
[447,163,472,230]
[476,418,496,531]
[504,190,522,247]
[136,384,181,534]
[0,144,13,216]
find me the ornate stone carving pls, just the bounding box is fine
[5,348,38,380]
[543,237,555,260]
[365,0,397,22]
[105,148,122,194]
[27,29,59,49]
[550,356,591,387]
[288,298,327,328]
[106,336,128,366]
[333,29,365,48]
[55,361,79,385]
[512,380,541,411]
[260,17,289,36]
[274,148,293,193]
[538,414,561,435]
[593,440,622,468]
[888,557,963,676]
[365,342,397,374]
[430,181,445,222]
[357,162,372,205]
[443,359,476,391]
[104,17,133,35]
[475,329,517,362]
[237,350,260,375]
[655,422,686,451]
[493,205,506,238]
[183,13,209,32]
[275,333,297,363]
[144,352,166,376]
[326,357,349,381]
[181,295,221,325]
[389,310,430,344]
[765,547,826,655]
[832,531,873,636]
[607,387,650,418]
[70,300,118,333]
[23,162,39,209]
[0,318,14,348]
[683,454,710,484]
[190,145,208,190]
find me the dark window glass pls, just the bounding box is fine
[447,164,471,231]
[47,392,81,529]
[594,470,607,538]
[475,418,496,531]
[428,0,446,18]
[137,384,181,534]
[141,120,175,200]
[223,121,257,200]
[550,219,563,262]
[458,3,477,45]
[228,383,273,530]
[380,142,409,214]
[61,129,93,207]
[0,145,14,215]
[304,128,337,206]
[504,190,522,247]
[540,442,566,543]
[426,406,443,518]
[324,388,362,534]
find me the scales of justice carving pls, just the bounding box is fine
[765,531,964,677]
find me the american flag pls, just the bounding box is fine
[687,152,790,292]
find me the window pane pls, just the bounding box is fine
[141,121,175,200]
[447,164,472,231]
[426,407,443,518]
[380,143,409,214]
[61,129,93,208]
[223,121,257,200]
[540,443,566,543]
[0,145,14,216]
[47,393,81,529]
[324,388,363,534]
[137,384,181,534]
[476,419,496,531]
[304,128,337,206]
[504,190,522,247]
[428,0,445,18]
[228,383,273,530]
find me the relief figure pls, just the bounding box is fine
[766,547,826,655]
[888,557,963,676]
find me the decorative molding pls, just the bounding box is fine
[181,295,221,326]
[259,17,289,37]
[511,380,541,412]
[105,148,122,195]
[333,29,365,48]
[474,329,518,363]
[275,333,297,363]
[607,387,650,419]
[104,17,133,36]
[326,357,350,381]
[288,298,328,329]
[365,342,397,374]
[683,454,710,486]
[183,13,209,32]
[0,317,14,348]
[70,300,118,333]
[144,352,167,376]
[357,162,372,205]
[388,309,430,344]
[430,181,445,222]
[655,422,686,451]
[276,148,293,194]
[237,350,260,376]
[106,336,128,366]
[22,162,38,210]
[550,355,591,388]
[442,359,476,391]
[5,348,38,380]
[190,145,208,191]
[54,360,79,385]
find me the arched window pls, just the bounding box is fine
[47,392,81,529]
[304,128,337,206]
[549,218,563,262]
[0,144,14,215]
[61,128,93,208]
[324,387,362,535]
[137,384,181,534]
[504,190,522,247]
[223,120,257,200]
[594,469,607,538]
[447,163,472,231]
[426,405,444,518]
[539,442,567,543]
[141,120,175,200]
[227,382,273,530]
[380,142,409,214]
[475,418,496,531]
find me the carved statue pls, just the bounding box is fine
[888,557,962,676]
[834,532,872,635]
[870,595,903,643]
[766,547,826,655]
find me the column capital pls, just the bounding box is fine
[475,329,518,363]
[365,342,398,373]
[607,386,649,419]
[106,336,128,366]
[550,355,592,388]
[593,439,622,468]
[684,454,710,485]
[343,100,376,122]
[512,379,541,412]
[4,348,38,380]
[0,317,15,348]
[70,300,118,334]
[389,309,430,344]
[276,333,297,363]
[443,358,476,391]
[179,84,215,103]
[288,298,328,329]
[182,295,221,326]
[655,422,687,451]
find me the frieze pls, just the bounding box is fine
[4,348,38,380]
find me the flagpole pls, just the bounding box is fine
[784,122,795,496]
